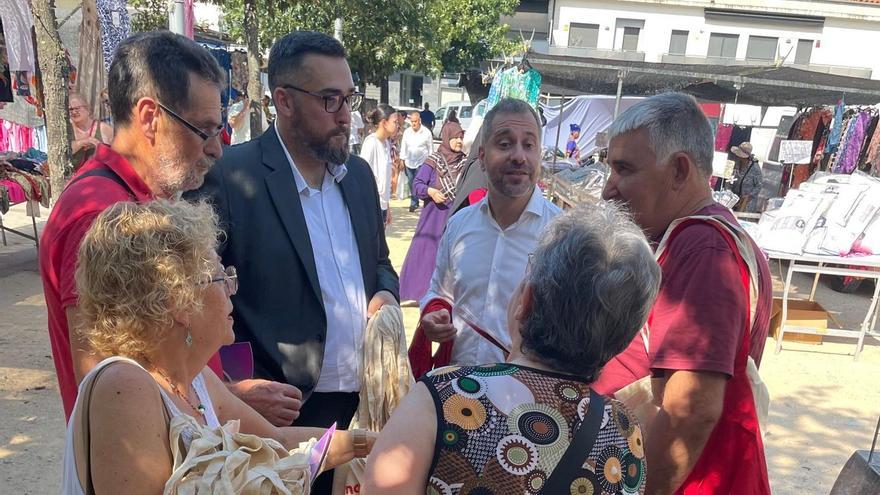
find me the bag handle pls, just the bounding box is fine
[76,361,118,495]
[75,360,174,494]
[540,389,605,494]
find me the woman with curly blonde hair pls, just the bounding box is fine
[62,200,374,494]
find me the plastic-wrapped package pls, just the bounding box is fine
[756,189,830,254]
[713,190,740,209]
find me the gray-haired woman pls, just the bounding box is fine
[363,202,661,495]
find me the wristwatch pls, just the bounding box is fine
[352,429,369,458]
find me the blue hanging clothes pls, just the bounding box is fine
[826,99,845,154]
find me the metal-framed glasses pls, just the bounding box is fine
[205,265,238,295]
[280,84,364,113]
[157,101,222,141]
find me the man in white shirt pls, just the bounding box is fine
[399,111,434,212]
[418,98,561,366]
[349,109,364,154]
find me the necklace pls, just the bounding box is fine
[149,364,206,418]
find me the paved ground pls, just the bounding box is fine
[1,198,879,493]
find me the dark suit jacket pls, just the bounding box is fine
[187,126,399,397]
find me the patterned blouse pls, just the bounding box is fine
[421,363,646,495]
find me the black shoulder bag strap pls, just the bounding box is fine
[62,167,135,200]
[540,388,606,494]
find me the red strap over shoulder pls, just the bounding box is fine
[408,298,454,379]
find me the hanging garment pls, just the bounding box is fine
[836,112,872,174]
[184,0,195,39]
[13,71,29,96]
[0,0,35,72]
[0,46,13,103]
[77,0,107,120]
[715,123,734,152]
[230,51,248,92]
[484,69,504,110]
[858,115,878,170]
[96,0,131,73]
[865,117,880,169]
[826,99,846,154]
[485,66,542,110]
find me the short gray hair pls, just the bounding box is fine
[519,202,661,381]
[607,92,714,176]
[481,98,543,146]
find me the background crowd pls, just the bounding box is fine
[44,29,773,495]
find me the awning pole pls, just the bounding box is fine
[613,71,625,119]
[549,92,566,204]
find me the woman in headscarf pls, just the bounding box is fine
[398,122,466,302]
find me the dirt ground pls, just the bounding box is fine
[1,197,879,494]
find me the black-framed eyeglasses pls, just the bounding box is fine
[280,84,364,113]
[204,265,238,295]
[157,101,222,142]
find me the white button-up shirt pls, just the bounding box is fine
[422,186,561,365]
[400,126,434,170]
[360,134,393,211]
[279,129,367,393]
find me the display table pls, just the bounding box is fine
[765,250,880,360]
[0,180,40,248]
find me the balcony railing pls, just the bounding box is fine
[549,45,646,62]
[659,54,872,78]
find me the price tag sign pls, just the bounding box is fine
[779,140,813,164]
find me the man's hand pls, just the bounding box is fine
[420,309,456,343]
[368,290,398,318]
[385,208,393,227]
[227,379,303,426]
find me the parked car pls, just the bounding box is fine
[432,99,488,139]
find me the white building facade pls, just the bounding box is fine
[539,0,880,79]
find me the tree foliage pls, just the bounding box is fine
[125,0,520,82]
[128,0,170,33]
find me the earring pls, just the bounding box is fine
[185,328,193,347]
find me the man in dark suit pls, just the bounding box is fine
[189,32,399,490]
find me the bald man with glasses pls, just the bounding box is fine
[188,31,398,493]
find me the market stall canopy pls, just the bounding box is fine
[493,52,880,106]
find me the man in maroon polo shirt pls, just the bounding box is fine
[593,93,772,494]
[40,32,302,426]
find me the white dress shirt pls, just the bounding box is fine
[278,127,367,393]
[360,134,393,211]
[422,186,562,365]
[400,126,434,170]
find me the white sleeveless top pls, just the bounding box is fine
[61,356,221,495]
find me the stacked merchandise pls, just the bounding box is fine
[551,163,608,203]
[754,171,880,257]
[0,151,48,214]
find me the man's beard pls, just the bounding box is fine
[155,145,215,197]
[489,162,535,198]
[291,108,350,164]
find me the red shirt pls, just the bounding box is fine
[594,203,772,395]
[40,145,154,419]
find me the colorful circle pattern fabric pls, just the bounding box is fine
[569,475,597,495]
[555,381,583,402]
[471,363,518,377]
[526,469,548,494]
[628,425,644,459]
[495,435,539,475]
[444,394,488,431]
[440,424,467,452]
[453,376,486,398]
[597,445,625,493]
[621,450,646,494]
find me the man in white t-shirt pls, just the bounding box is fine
[350,109,365,155]
[400,111,434,212]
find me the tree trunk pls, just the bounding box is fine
[379,77,389,104]
[31,0,73,205]
[243,0,263,138]
[459,70,490,105]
